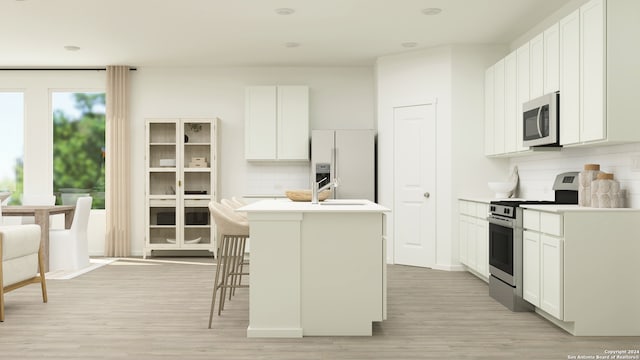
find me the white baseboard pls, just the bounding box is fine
[431,264,466,272]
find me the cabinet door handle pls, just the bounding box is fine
[178,180,182,187]
[424,192,430,198]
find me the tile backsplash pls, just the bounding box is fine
[509,143,640,208]
[245,162,310,196]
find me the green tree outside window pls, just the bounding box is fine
[53,92,106,209]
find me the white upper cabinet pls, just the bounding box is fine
[543,23,560,94]
[245,85,309,161]
[580,0,605,143]
[277,86,310,160]
[504,51,518,154]
[245,86,278,159]
[516,43,530,152]
[560,9,581,145]
[493,59,505,155]
[484,67,495,156]
[529,33,544,99]
[485,0,640,156]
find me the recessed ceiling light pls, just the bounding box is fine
[421,8,442,15]
[401,42,418,48]
[284,42,300,48]
[64,45,81,51]
[275,8,295,15]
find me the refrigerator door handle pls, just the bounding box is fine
[332,146,338,199]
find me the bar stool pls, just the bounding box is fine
[219,199,248,297]
[208,201,249,328]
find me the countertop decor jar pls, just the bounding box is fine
[578,164,602,207]
[591,172,621,208]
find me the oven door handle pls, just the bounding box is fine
[487,216,515,228]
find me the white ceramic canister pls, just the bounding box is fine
[578,164,602,207]
[591,173,621,208]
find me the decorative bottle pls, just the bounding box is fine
[578,164,601,207]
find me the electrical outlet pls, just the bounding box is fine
[631,156,640,172]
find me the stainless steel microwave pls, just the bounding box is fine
[522,92,559,147]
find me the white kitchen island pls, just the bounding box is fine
[238,199,389,338]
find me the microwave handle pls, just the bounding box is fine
[536,106,543,137]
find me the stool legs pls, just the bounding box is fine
[208,235,249,328]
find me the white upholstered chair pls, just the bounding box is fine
[208,201,249,328]
[49,196,92,272]
[0,224,47,321]
[21,194,56,224]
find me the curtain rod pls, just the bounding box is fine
[0,67,137,71]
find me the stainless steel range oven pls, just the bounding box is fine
[488,201,534,312]
[487,172,579,312]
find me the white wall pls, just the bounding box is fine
[130,66,375,255]
[376,45,508,268]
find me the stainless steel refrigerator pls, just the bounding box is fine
[311,129,376,201]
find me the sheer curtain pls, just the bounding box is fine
[104,66,130,257]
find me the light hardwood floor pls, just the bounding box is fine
[0,258,637,360]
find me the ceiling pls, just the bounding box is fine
[1,0,571,68]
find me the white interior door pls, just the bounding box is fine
[393,103,436,268]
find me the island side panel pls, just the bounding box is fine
[247,212,303,338]
[300,212,384,336]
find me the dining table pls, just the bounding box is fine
[2,205,76,273]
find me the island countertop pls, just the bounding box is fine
[238,199,390,213]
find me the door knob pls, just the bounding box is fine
[423,192,430,198]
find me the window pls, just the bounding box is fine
[52,92,106,209]
[0,92,24,205]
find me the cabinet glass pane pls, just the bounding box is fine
[184,206,211,245]
[149,172,176,195]
[184,172,210,195]
[149,145,176,168]
[184,144,210,169]
[149,207,176,245]
[184,122,211,144]
[150,123,176,143]
[149,228,177,245]
[184,227,211,245]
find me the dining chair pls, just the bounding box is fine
[21,194,56,225]
[48,196,92,272]
[208,201,249,328]
[0,224,47,321]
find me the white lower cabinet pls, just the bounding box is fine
[522,230,540,306]
[522,210,564,320]
[458,200,489,280]
[540,234,564,319]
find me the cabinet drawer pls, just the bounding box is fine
[523,209,540,231]
[475,203,489,219]
[540,212,563,237]
[459,201,473,216]
[184,199,211,207]
[149,199,177,207]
